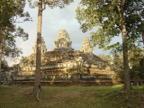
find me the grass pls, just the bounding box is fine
[0,85,144,108]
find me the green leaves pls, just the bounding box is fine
[76,0,144,49]
[45,0,73,8]
[15,27,29,41]
[28,0,73,9]
[0,0,30,58]
[76,0,119,49]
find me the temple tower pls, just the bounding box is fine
[32,37,47,55]
[54,29,72,50]
[80,37,93,54]
[41,38,47,55]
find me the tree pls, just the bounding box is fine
[28,0,73,100]
[111,46,144,84]
[1,59,8,70]
[142,22,144,46]
[0,0,31,70]
[76,0,144,90]
[112,52,124,81]
[128,46,144,84]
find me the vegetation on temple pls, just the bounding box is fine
[76,0,144,90]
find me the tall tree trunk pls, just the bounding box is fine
[142,22,144,46]
[0,28,2,71]
[0,41,1,81]
[0,45,1,71]
[33,0,43,99]
[118,0,131,90]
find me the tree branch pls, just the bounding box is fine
[42,0,46,11]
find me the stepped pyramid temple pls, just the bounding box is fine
[16,29,115,83]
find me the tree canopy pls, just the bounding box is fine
[76,0,144,90]
[0,0,31,57]
[111,46,144,82]
[76,0,144,49]
[28,0,73,8]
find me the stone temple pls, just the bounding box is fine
[54,29,72,50]
[16,29,115,82]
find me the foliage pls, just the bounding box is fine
[111,49,124,81]
[111,46,144,81]
[0,0,31,57]
[76,0,144,90]
[76,0,144,49]
[129,46,144,69]
[1,59,8,70]
[129,46,144,81]
[28,0,73,8]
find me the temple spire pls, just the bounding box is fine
[32,37,47,55]
[54,29,72,50]
[80,37,93,54]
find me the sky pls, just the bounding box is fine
[8,0,120,66]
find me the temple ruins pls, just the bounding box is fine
[16,29,115,82]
